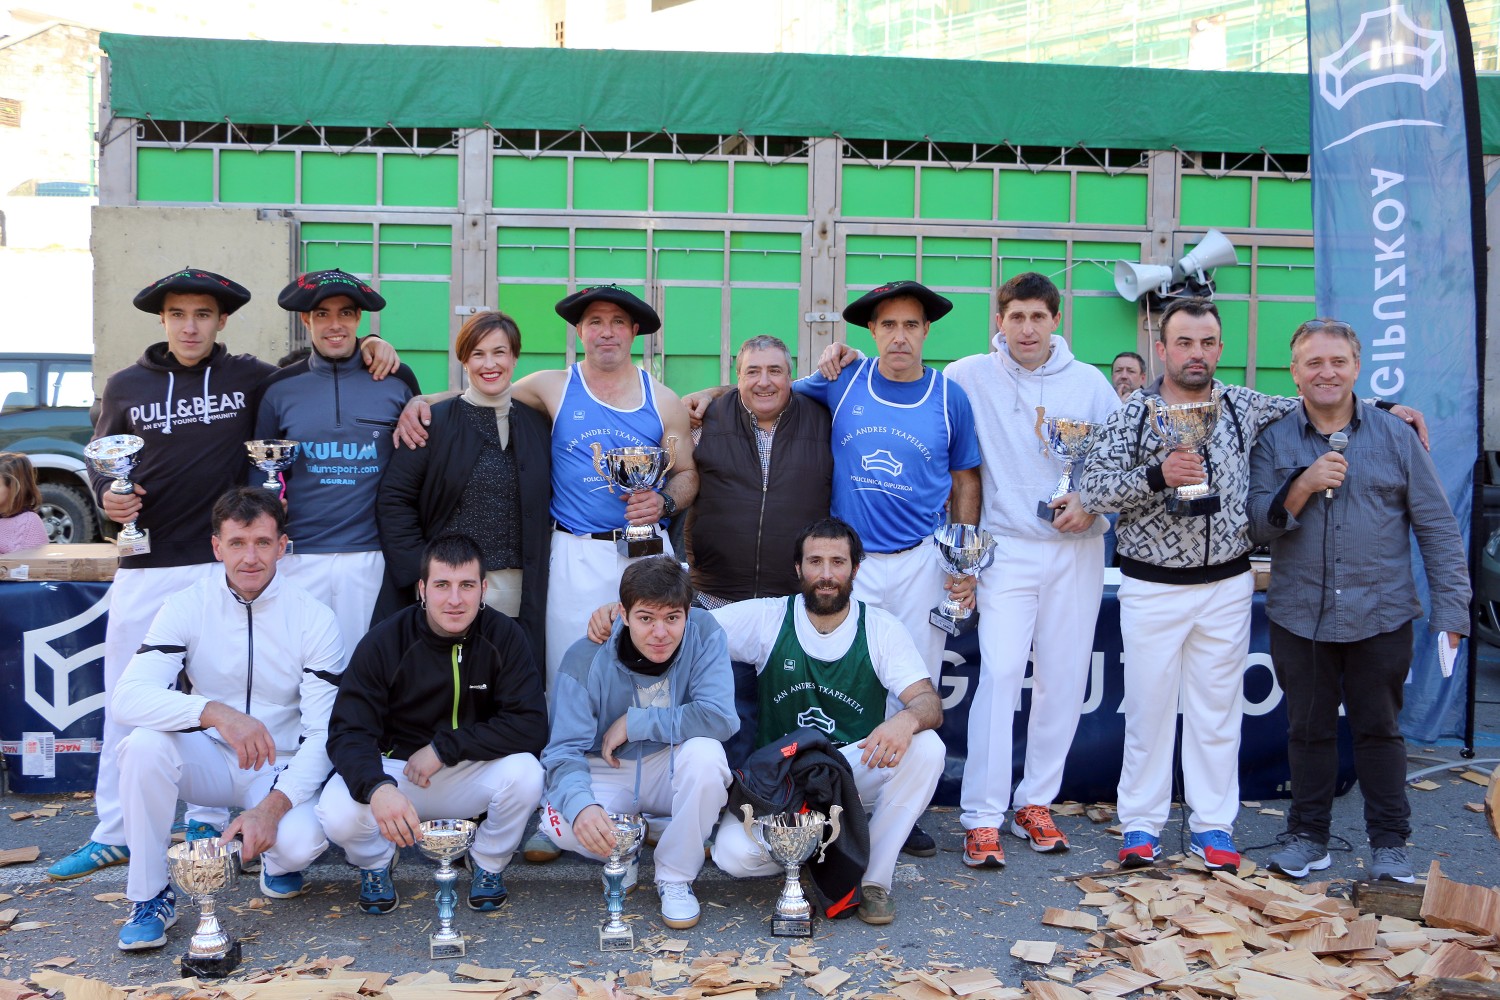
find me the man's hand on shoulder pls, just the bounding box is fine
[587,603,622,644]
[360,337,400,380]
[817,343,860,380]
[199,702,277,771]
[682,386,729,428]
[1388,403,1430,449]
[394,396,433,450]
[402,744,444,789]
[370,783,423,848]
[221,789,290,859]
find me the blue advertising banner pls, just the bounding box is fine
[1307,0,1483,742]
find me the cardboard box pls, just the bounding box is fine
[0,544,119,582]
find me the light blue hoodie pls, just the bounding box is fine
[541,608,739,824]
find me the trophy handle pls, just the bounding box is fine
[814,805,843,863]
[739,803,758,846]
[1034,406,1046,447]
[661,435,678,477]
[589,442,616,494]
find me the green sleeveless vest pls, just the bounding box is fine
[756,597,887,747]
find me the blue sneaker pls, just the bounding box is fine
[118,886,177,951]
[47,840,129,881]
[358,859,399,914]
[184,821,222,843]
[468,865,508,911]
[1190,830,1241,872]
[1118,831,1160,868]
[260,868,306,899]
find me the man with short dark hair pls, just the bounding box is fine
[541,557,737,931]
[111,488,343,952]
[319,533,547,915]
[1111,351,1147,401]
[1248,319,1468,883]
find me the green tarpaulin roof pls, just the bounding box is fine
[99,32,1500,155]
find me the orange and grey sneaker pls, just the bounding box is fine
[962,827,1006,868]
[1010,804,1070,853]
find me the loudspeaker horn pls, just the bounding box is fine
[1114,260,1175,302]
[1172,229,1239,283]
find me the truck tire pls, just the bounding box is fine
[37,482,99,544]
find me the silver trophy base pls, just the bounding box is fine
[116,527,151,556]
[599,922,634,952]
[430,934,466,960]
[1166,492,1221,517]
[182,940,241,979]
[772,913,813,937]
[616,534,664,558]
[929,603,976,637]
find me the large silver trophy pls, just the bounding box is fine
[739,805,842,937]
[166,839,242,978]
[1034,407,1100,522]
[1146,389,1224,516]
[599,812,646,952]
[84,434,150,556]
[589,437,678,556]
[417,819,477,960]
[928,523,996,636]
[245,439,299,491]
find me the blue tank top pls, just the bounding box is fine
[550,364,667,534]
[828,359,960,552]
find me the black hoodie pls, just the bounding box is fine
[91,342,274,569]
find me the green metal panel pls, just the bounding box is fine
[497,227,569,279]
[137,148,213,202]
[1069,296,1141,367]
[302,152,377,205]
[381,224,452,275]
[730,288,801,367]
[842,165,915,218]
[997,239,1067,282]
[1256,177,1313,230]
[494,156,568,210]
[1257,368,1299,398]
[576,228,647,280]
[655,230,723,281]
[998,171,1069,224]
[1217,366,1249,387]
[846,235,917,285]
[925,292,991,364]
[654,160,729,214]
[663,285,722,356]
[379,279,450,390]
[1071,241,1139,293]
[301,222,374,273]
[574,159,648,212]
[497,282,570,354]
[1256,246,1316,297]
[1212,260,1253,295]
[220,150,294,204]
[922,237,991,288]
[1180,175,1252,229]
[383,154,458,208]
[665,355,721,391]
[732,162,808,216]
[1255,299,1315,369]
[1075,173,1147,226]
[919,168,992,221]
[729,232,800,282]
[1215,299,1251,367]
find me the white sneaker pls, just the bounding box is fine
[657,880,700,929]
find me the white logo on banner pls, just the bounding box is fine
[22,589,109,731]
[1318,1,1447,110]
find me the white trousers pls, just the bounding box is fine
[317,754,543,872]
[277,551,383,667]
[960,533,1104,828]
[484,568,523,618]
[710,730,944,891]
[544,531,674,697]
[93,563,220,846]
[118,729,325,901]
[853,542,948,715]
[540,738,727,884]
[1116,571,1254,836]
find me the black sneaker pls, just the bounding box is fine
[358,858,399,914]
[901,823,937,858]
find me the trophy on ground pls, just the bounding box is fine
[928,523,996,636]
[1146,389,1224,516]
[599,812,646,952]
[166,838,242,978]
[417,819,477,960]
[245,439,299,491]
[84,434,150,556]
[739,805,843,937]
[589,437,678,556]
[1034,407,1100,522]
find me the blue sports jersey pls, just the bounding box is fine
[550,364,666,534]
[794,359,980,552]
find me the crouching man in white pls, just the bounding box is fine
[114,487,343,952]
[542,557,738,931]
[317,533,548,915]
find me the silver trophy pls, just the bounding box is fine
[1146,388,1224,516]
[1034,407,1100,522]
[417,819,477,960]
[739,805,843,937]
[589,437,678,556]
[84,434,150,556]
[166,838,242,978]
[245,439,299,491]
[599,812,646,952]
[928,523,997,636]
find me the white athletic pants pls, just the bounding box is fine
[960,533,1104,828]
[317,754,543,873]
[93,563,220,847]
[544,531,673,697]
[118,729,325,901]
[1116,571,1254,836]
[277,551,384,667]
[710,730,944,891]
[540,738,728,884]
[853,543,948,716]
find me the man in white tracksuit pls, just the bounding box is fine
[111,487,342,953]
[943,272,1120,868]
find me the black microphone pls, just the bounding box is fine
[1325,431,1348,499]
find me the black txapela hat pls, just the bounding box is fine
[554,284,661,335]
[132,268,252,315]
[841,280,953,328]
[277,268,387,312]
